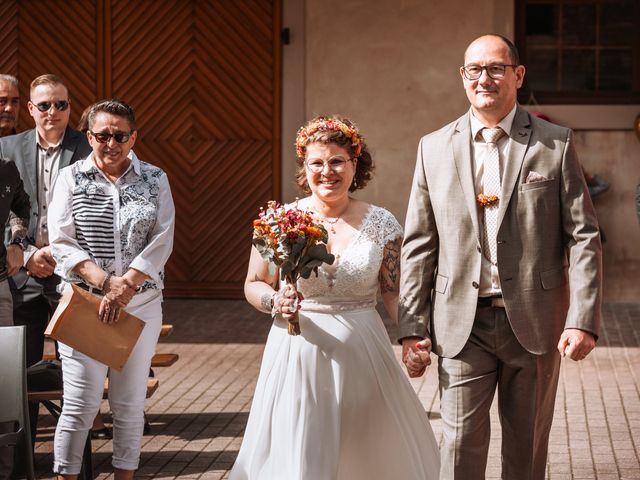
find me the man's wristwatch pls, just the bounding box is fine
[9,237,26,250]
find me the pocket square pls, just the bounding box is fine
[524,170,549,184]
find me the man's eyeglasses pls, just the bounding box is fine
[462,64,518,80]
[305,158,352,173]
[89,131,133,144]
[34,100,69,112]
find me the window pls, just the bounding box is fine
[515,0,640,104]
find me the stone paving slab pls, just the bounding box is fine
[32,301,640,479]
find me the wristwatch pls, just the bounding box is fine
[9,237,26,250]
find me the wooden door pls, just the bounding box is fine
[0,0,281,298]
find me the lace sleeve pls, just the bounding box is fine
[362,206,404,248]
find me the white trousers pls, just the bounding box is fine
[53,290,163,474]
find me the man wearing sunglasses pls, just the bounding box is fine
[0,74,91,470]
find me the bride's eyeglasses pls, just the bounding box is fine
[305,157,353,173]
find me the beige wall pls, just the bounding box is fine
[573,132,640,302]
[282,0,640,301]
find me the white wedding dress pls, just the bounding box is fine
[230,206,440,480]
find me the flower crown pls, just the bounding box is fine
[295,117,364,159]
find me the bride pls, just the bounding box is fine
[230,116,440,479]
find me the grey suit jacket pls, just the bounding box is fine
[0,127,91,297]
[398,106,602,357]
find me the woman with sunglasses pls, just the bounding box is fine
[230,116,439,480]
[48,99,175,480]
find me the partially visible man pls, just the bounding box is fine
[0,156,30,480]
[0,74,20,137]
[399,35,602,480]
[0,196,27,325]
[0,74,91,469]
[0,73,26,480]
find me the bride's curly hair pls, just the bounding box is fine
[295,115,374,194]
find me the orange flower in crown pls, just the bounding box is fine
[296,116,364,159]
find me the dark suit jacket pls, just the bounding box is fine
[0,127,91,301]
[399,106,603,357]
[0,158,30,279]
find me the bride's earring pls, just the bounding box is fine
[351,158,358,189]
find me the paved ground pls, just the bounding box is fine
[32,300,640,479]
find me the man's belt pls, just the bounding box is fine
[477,296,505,308]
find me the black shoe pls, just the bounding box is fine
[90,427,112,440]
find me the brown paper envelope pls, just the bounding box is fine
[46,284,145,371]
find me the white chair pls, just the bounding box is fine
[0,326,35,479]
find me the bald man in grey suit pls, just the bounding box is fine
[399,35,602,480]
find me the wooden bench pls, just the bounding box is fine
[42,352,179,368]
[151,352,179,367]
[28,378,159,403]
[42,323,179,367]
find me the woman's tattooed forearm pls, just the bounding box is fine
[380,237,401,293]
[260,292,273,312]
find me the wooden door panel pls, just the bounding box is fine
[110,0,280,297]
[0,0,280,298]
[0,0,100,131]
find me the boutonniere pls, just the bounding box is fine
[476,193,499,207]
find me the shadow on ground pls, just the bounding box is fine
[162,299,400,344]
[163,299,639,348]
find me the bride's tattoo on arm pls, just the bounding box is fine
[260,292,273,313]
[379,237,401,293]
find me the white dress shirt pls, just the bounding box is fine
[22,132,64,265]
[469,104,517,297]
[35,132,63,248]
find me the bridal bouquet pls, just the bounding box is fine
[252,201,335,335]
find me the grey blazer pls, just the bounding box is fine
[0,127,91,296]
[398,106,603,357]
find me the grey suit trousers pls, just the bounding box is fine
[438,304,561,480]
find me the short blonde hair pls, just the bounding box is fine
[30,74,68,97]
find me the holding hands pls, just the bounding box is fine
[26,246,56,278]
[402,337,433,378]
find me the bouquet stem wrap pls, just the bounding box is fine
[283,275,301,336]
[252,201,335,336]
